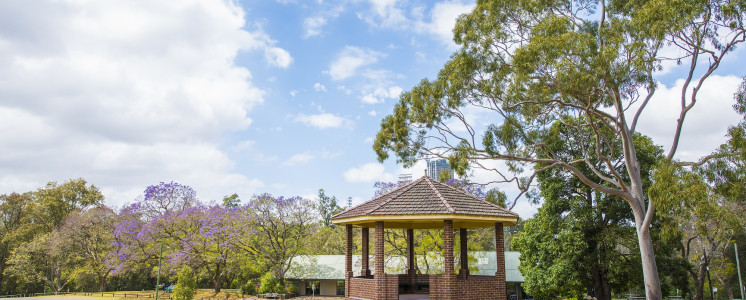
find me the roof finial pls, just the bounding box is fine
[424,169,427,177]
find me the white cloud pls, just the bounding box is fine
[344,163,395,183]
[304,16,326,35]
[302,4,344,38]
[361,0,408,28]
[304,16,328,38]
[230,140,256,152]
[0,1,277,206]
[338,85,353,95]
[360,85,402,104]
[415,1,475,49]
[631,75,742,162]
[294,113,350,129]
[361,94,381,104]
[368,110,377,116]
[327,46,385,80]
[265,47,293,68]
[283,153,315,166]
[314,82,327,92]
[290,90,299,97]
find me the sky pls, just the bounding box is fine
[0,0,744,219]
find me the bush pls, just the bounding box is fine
[285,283,297,294]
[240,280,259,295]
[257,272,283,294]
[172,266,196,300]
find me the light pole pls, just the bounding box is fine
[705,249,715,300]
[736,242,744,300]
[155,243,164,300]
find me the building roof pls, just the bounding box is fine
[285,252,524,283]
[331,176,519,229]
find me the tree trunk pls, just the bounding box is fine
[625,132,662,300]
[212,272,221,292]
[210,273,221,292]
[591,266,611,300]
[211,264,222,292]
[98,274,106,292]
[717,276,733,300]
[637,226,662,299]
[689,263,706,300]
[629,192,662,300]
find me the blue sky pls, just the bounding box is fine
[1,0,744,218]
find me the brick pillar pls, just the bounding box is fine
[495,223,506,300]
[362,227,371,277]
[407,228,415,292]
[375,221,386,299]
[345,224,353,299]
[460,228,469,277]
[443,220,455,300]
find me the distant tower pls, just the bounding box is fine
[427,158,453,180]
[347,197,352,208]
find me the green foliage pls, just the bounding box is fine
[258,272,282,294]
[57,206,116,292]
[284,282,297,294]
[5,232,74,292]
[173,266,196,300]
[484,189,507,208]
[0,192,35,292]
[437,169,453,182]
[240,280,258,295]
[34,178,104,230]
[305,225,345,255]
[317,189,343,227]
[651,158,746,299]
[374,2,746,296]
[222,194,240,208]
[237,194,317,284]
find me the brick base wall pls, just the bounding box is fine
[428,275,443,300]
[347,272,506,299]
[347,275,398,300]
[458,275,500,299]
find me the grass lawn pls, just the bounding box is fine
[35,290,343,300]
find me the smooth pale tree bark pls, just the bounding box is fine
[373,1,745,299]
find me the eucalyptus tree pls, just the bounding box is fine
[5,232,75,293]
[0,193,33,292]
[56,206,116,292]
[33,178,103,230]
[650,111,746,300]
[511,130,669,299]
[373,1,745,298]
[317,189,343,228]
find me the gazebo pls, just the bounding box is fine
[331,176,519,300]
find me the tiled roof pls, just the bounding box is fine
[332,176,518,220]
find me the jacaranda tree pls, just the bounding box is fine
[112,203,243,292]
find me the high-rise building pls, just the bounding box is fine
[427,158,453,180]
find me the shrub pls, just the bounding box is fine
[240,280,259,295]
[285,283,297,294]
[257,272,282,294]
[172,266,196,300]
